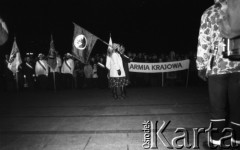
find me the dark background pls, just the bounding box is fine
[0,0,213,57]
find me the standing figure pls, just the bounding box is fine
[73,60,85,89]
[61,53,74,89]
[48,51,62,90]
[3,54,15,91]
[92,64,98,88]
[106,43,127,100]
[22,55,35,90]
[55,52,62,90]
[35,54,49,90]
[83,62,93,88]
[197,0,240,148]
[97,57,108,89]
[116,44,130,98]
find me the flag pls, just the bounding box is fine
[47,35,57,70]
[72,23,98,64]
[8,38,22,73]
[108,34,113,51]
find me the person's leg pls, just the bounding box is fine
[63,74,68,89]
[119,86,125,99]
[38,75,45,90]
[228,72,240,146]
[113,78,119,100]
[58,73,63,90]
[123,86,127,97]
[208,74,228,146]
[55,73,60,90]
[65,74,69,89]
[113,87,118,99]
[40,75,48,91]
[120,77,128,99]
[48,73,53,90]
[119,77,126,99]
[111,87,114,97]
[68,74,74,89]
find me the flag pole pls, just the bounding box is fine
[73,22,112,48]
[92,33,112,47]
[98,38,110,46]
[71,54,82,62]
[97,36,114,49]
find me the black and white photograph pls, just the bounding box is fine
[0,0,240,149]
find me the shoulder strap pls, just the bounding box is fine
[65,60,71,70]
[38,60,47,71]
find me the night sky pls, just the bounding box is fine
[0,0,213,57]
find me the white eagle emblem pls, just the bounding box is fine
[74,34,87,50]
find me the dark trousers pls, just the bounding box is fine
[76,74,84,89]
[63,74,73,89]
[208,72,240,142]
[48,72,62,90]
[37,75,48,90]
[98,77,108,89]
[23,75,35,91]
[84,78,93,88]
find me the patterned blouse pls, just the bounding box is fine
[196,0,240,75]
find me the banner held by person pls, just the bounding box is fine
[72,23,98,64]
[129,59,191,87]
[128,59,190,73]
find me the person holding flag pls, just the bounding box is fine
[8,38,22,75]
[35,53,49,90]
[116,44,130,98]
[47,36,61,91]
[3,54,15,91]
[106,43,127,100]
[61,53,75,89]
[7,38,22,91]
[97,57,108,89]
[22,54,35,90]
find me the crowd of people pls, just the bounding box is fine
[0,48,198,93]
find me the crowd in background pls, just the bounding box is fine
[0,50,202,92]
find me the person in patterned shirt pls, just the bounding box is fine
[197,0,240,148]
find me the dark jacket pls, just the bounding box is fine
[119,53,130,80]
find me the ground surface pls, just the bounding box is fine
[0,86,212,150]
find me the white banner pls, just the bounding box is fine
[129,59,190,73]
